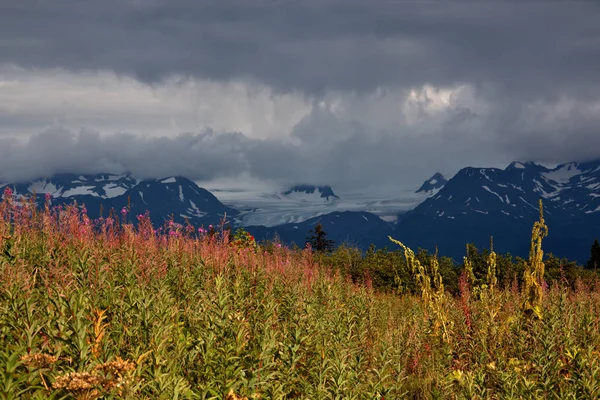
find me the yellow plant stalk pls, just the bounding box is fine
[521,199,548,319]
[89,309,109,359]
[389,236,450,343]
[487,237,497,292]
[388,236,432,304]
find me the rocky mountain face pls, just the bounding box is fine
[1,173,238,228]
[281,185,339,202]
[415,172,447,195]
[393,160,600,262]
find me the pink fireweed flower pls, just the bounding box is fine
[3,187,13,198]
[121,207,128,215]
[45,193,52,202]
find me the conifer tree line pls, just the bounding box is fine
[304,223,600,294]
[587,238,600,270]
[305,222,335,252]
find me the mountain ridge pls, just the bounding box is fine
[2,159,599,262]
[282,184,339,202]
[394,159,600,262]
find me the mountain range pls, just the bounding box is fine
[1,159,599,263]
[393,160,600,262]
[1,173,238,228]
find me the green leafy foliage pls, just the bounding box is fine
[1,191,600,398]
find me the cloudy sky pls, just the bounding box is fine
[1,0,599,194]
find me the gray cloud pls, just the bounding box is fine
[1,0,599,191]
[5,88,598,190]
[0,127,253,183]
[1,1,599,96]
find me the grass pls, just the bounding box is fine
[1,191,600,399]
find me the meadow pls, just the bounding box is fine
[1,189,600,399]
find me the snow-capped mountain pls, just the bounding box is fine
[394,160,600,262]
[281,185,339,203]
[415,172,447,195]
[9,173,139,199]
[230,178,438,228]
[3,173,238,227]
[125,176,238,226]
[3,160,599,261]
[408,160,600,220]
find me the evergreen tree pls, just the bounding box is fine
[586,238,600,270]
[306,222,335,252]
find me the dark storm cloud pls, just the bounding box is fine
[0,108,510,189]
[1,91,600,189]
[1,0,600,188]
[1,0,599,96]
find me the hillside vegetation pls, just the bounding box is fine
[1,190,600,399]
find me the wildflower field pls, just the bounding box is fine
[2,190,600,399]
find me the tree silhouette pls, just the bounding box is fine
[306,222,335,252]
[587,238,600,270]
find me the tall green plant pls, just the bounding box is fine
[388,237,450,343]
[521,199,548,319]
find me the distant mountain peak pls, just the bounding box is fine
[283,184,339,201]
[156,176,193,185]
[507,161,527,169]
[416,173,447,194]
[506,161,546,171]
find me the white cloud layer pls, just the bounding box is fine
[0,66,311,139]
[2,64,599,193]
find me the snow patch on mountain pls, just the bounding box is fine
[15,174,139,199]
[585,205,600,214]
[482,185,504,202]
[103,184,128,198]
[62,186,97,197]
[28,181,62,196]
[542,163,581,184]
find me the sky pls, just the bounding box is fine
[1,0,599,194]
